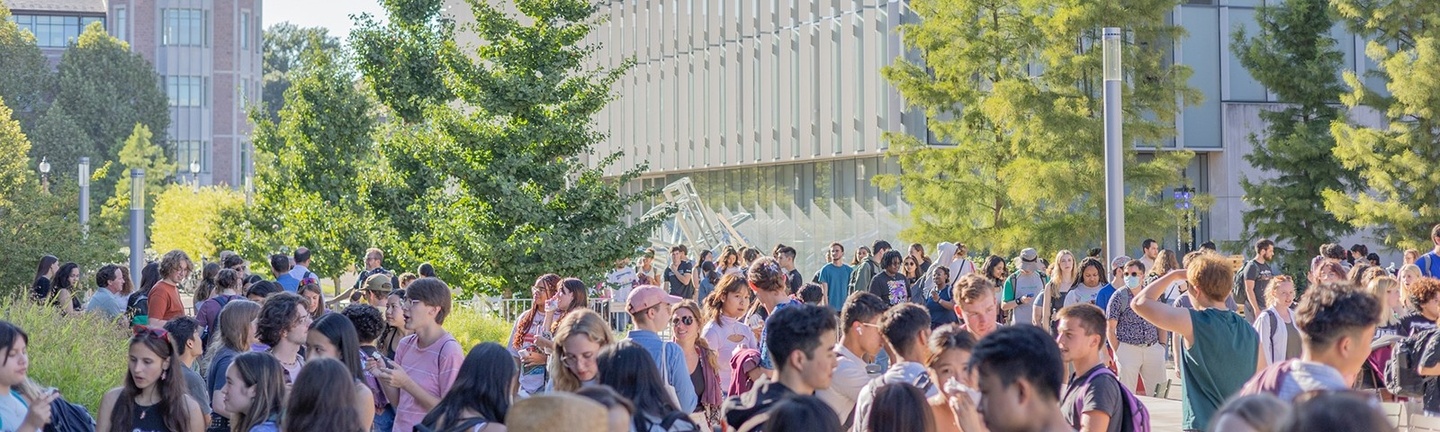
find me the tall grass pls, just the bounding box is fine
[2,296,130,414]
[446,305,515,350]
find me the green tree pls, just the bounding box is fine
[215,44,378,283]
[27,104,93,182]
[261,23,342,124]
[54,23,168,192]
[1324,1,1440,250]
[0,6,53,131]
[97,124,174,230]
[151,184,245,264]
[1231,0,1354,263]
[0,96,33,209]
[353,0,669,296]
[876,0,1200,255]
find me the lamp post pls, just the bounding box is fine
[244,173,253,206]
[78,157,90,235]
[190,161,201,193]
[1174,185,1195,254]
[38,157,50,193]
[129,169,145,287]
[1103,27,1126,264]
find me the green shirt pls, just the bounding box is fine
[1181,308,1259,431]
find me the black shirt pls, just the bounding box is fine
[869,272,909,305]
[29,277,51,302]
[665,260,696,300]
[1400,312,1436,337]
[786,269,803,294]
[721,379,799,429]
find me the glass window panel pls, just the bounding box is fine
[163,9,205,46]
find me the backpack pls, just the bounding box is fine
[44,395,95,432]
[125,289,150,328]
[413,417,488,432]
[1386,328,1437,397]
[1240,359,1297,398]
[1231,259,1254,307]
[199,295,239,348]
[1068,367,1150,432]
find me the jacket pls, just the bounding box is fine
[1254,307,1300,365]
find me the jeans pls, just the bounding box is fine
[373,405,395,432]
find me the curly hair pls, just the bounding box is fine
[256,292,309,346]
[765,304,837,372]
[158,249,192,280]
[341,304,386,344]
[1406,277,1440,311]
[1296,282,1380,348]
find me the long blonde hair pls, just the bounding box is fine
[673,300,719,375]
[548,310,614,392]
[1368,277,1402,327]
[1047,250,1076,286]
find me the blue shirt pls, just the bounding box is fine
[1421,252,1440,278]
[85,288,126,319]
[275,274,301,292]
[1094,284,1116,317]
[758,300,797,370]
[625,329,698,412]
[815,263,853,311]
[925,282,959,327]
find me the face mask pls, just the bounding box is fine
[1124,276,1141,289]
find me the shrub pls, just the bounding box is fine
[1,295,129,414]
[446,305,514,349]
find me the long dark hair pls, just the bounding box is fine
[514,274,560,350]
[559,277,589,313]
[981,255,1007,283]
[196,262,222,306]
[308,314,364,380]
[139,262,162,293]
[596,341,696,430]
[228,352,285,432]
[867,383,936,432]
[34,255,58,280]
[1072,257,1107,289]
[762,396,842,432]
[108,328,192,432]
[420,343,514,430]
[54,262,78,290]
[283,358,363,432]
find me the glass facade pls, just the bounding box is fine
[162,9,206,47]
[166,76,207,107]
[10,15,103,47]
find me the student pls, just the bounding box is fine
[1241,282,1381,401]
[161,318,211,418]
[868,251,909,305]
[219,352,285,432]
[852,303,934,432]
[1132,253,1263,432]
[549,309,615,392]
[204,300,262,430]
[817,291,887,424]
[866,383,936,432]
[0,321,63,432]
[966,325,1071,432]
[1251,276,1303,366]
[255,292,311,383]
[1106,259,1165,395]
[813,242,854,311]
[924,325,980,432]
[305,313,377,430]
[622,285,697,412]
[576,385,636,432]
[747,256,800,374]
[418,342,514,432]
[98,327,206,432]
[87,264,129,320]
[953,274,1000,340]
[508,275,559,396]
[148,250,194,325]
[761,396,843,432]
[1055,304,1122,432]
[244,281,282,304]
[284,359,365,432]
[298,283,329,319]
[1211,394,1290,432]
[595,341,700,432]
[196,269,244,347]
[670,301,722,425]
[721,304,838,430]
[378,289,412,359]
[340,303,394,432]
[369,278,464,432]
[700,274,756,391]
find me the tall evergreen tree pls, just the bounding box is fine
[1231,0,1353,262]
[353,0,668,296]
[877,0,1200,254]
[0,6,53,131]
[1325,0,1440,250]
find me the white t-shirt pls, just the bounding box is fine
[0,390,28,432]
[607,267,637,312]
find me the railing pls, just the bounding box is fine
[466,297,617,323]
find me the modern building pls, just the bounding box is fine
[476,0,1395,268]
[5,0,262,188]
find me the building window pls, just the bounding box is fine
[173,141,209,173]
[163,9,205,46]
[113,7,127,42]
[10,15,101,47]
[166,76,205,107]
[240,12,249,50]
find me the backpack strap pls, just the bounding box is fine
[658,411,692,430]
[1266,310,1279,359]
[1068,366,1112,420]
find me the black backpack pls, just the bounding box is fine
[1231,259,1255,307]
[1386,328,1437,397]
[200,295,239,348]
[44,395,95,432]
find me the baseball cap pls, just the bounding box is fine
[627,285,682,313]
[1019,248,1041,271]
[1111,255,1133,272]
[363,273,393,293]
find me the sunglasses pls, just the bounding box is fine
[134,326,169,340]
[1125,272,1143,277]
[671,316,695,326]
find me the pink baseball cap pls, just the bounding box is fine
[627,285,682,313]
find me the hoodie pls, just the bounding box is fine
[923,242,957,297]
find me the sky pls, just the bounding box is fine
[265,0,388,40]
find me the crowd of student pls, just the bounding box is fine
[14,225,1440,432]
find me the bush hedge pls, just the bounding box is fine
[2,296,129,414]
[447,305,514,349]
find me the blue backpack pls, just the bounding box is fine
[1070,367,1151,432]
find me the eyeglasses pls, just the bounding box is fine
[134,326,169,340]
[562,351,597,367]
[672,316,695,326]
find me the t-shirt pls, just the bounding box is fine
[852,361,937,432]
[1420,252,1440,278]
[1240,360,1349,402]
[1421,332,1440,413]
[0,390,27,432]
[701,315,758,390]
[1400,312,1437,337]
[868,272,909,306]
[786,269,803,294]
[1002,272,1046,326]
[757,300,797,371]
[1106,288,1160,346]
[393,333,464,432]
[665,260,696,300]
[1180,308,1259,431]
[182,365,212,415]
[86,288,126,320]
[207,347,239,400]
[1094,285,1116,316]
[1064,284,1105,307]
[147,280,184,321]
[1242,260,1275,308]
[247,420,280,432]
[275,274,301,293]
[815,263,854,311]
[1060,364,1124,432]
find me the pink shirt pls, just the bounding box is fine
[701,314,757,392]
[392,332,463,432]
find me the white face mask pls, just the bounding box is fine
[1124,276,1141,289]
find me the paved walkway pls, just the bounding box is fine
[1138,396,1184,430]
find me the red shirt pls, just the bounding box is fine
[147,280,184,321]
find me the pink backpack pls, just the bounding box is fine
[1071,367,1151,432]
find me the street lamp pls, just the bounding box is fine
[190,160,201,193]
[37,157,50,193]
[129,169,145,287]
[79,157,90,235]
[1102,27,1125,264]
[1174,185,1195,253]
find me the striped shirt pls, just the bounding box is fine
[392,333,463,432]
